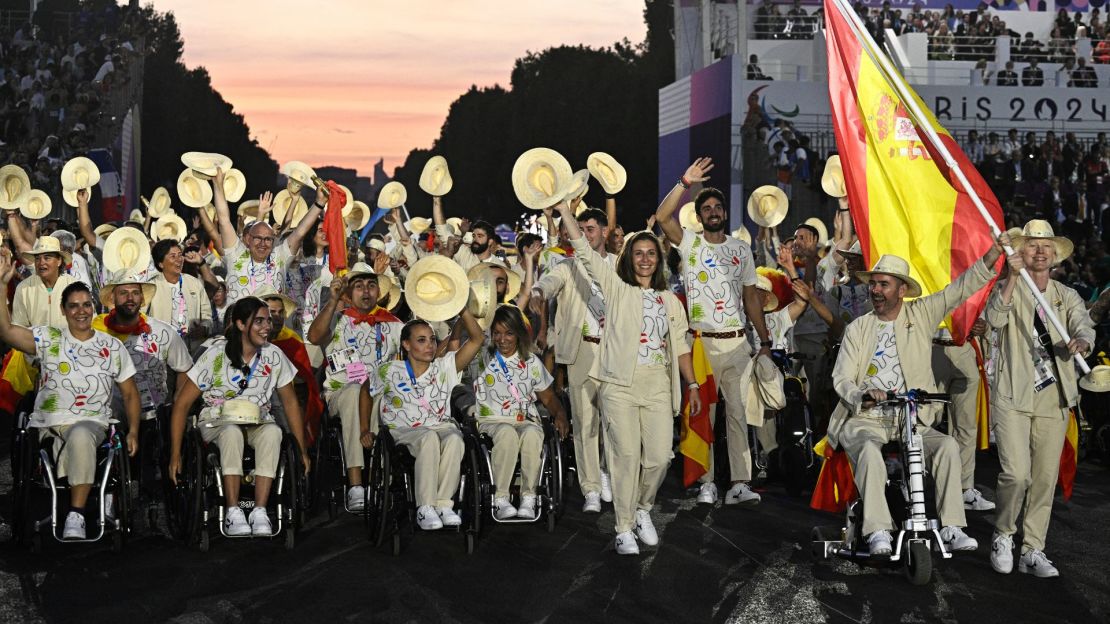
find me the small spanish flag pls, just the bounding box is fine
[810,436,858,513]
[0,350,37,415]
[1058,409,1079,501]
[679,335,717,487]
[970,338,991,451]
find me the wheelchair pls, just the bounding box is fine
[312,410,370,520]
[11,408,133,553]
[751,350,818,496]
[811,390,952,586]
[173,414,309,551]
[364,388,481,555]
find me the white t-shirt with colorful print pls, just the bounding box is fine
[30,327,137,429]
[223,240,294,306]
[638,289,670,366]
[678,230,757,331]
[323,314,403,398]
[187,339,297,424]
[373,354,461,430]
[105,316,193,414]
[473,351,553,423]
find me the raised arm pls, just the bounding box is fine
[195,201,221,249]
[605,196,617,235]
[655,157,714,246]
[284,186,326,256]
[75,189,96,248]
[557,199,620,300]
[212,168,239,251]
[308,275,345,347]
[453,308,486,372]
[0,251,36,354]
[7,213,34,258]
[432,196,445,226]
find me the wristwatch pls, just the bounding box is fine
[760,340,772,348]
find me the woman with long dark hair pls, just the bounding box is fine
[554,198,700,555]
[168,297,310,538]
[473,305,569,520]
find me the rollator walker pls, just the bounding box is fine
[812,390,952,585]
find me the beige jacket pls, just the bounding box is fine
[828,258,995,449]
[147,272,212,331]
[570,237,691,413]
[534,249,614,366]
[12,274,77,328]
[984,277,1094,412]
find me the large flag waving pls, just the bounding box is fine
[824,0,1003,342]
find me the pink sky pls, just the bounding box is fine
[152,1,647,178]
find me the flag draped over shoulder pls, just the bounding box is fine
[0,350,37,414]
[273,326,325,447]
[1058,408,1079,501]
[679,335,717,487]
[824,0,1003,343]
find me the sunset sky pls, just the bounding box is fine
[152,1,647,179]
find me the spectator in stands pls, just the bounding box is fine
[1057,56,1076,86]
[1022,59,1045,87]
[971,59,993,86]
[1056,9,1076,39]
[930,23,955,60]
[995,60,1019,86]
[786,0,810,39]
[1018,32,1044,64]
[747,55,771,81]
[1072,57,1099,88]
[962,130,984,164]
[1047,28,1072,64]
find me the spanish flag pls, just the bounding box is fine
[970,337,991,450]
[824,0,1003,342]
[1058,409,1078,501]
[0,350,37,415]
[272,327,325,447]
[679,335,717,487]
[810,435,858,513]
[322,180,350,276]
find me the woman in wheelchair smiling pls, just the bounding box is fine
[473,305,569,520]
[168,297,311,537]
[370,308,484,531]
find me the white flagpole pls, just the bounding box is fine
[827,0,1091,375]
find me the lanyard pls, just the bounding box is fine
[236,352,261,397]
[494,351,524,405]
[375,323,383,363]
[172,274,187,334]
[403,359,434,413]
[247,254,274,291]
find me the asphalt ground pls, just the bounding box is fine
[0,441,1107,624]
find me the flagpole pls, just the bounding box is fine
[827,0,1091,375]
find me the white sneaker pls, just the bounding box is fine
[516,495,536,520]
[963,488,996,511]
[249,507,272,536]
[867,530,893,556]
[990,533,1014,574]
[493,496,518,520]
[724,482,761,506]
[615,530,640,555]
[582,491,602,513]
[347,486,366,512]
[600,471,613,503]
[437,506,462,527]
[940,525,978,551]
[224,507,250,536]
[634,509,658,546]
[417,505,443,530]
[1018,549,1060,578]
[62,511,86,540]
[696,482,718,505]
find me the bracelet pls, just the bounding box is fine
[314,202,325,210]
[760,340,772,348]
[687,382,699,389]
[678,177,691,189]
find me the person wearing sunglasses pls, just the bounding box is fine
[168,297,311,537]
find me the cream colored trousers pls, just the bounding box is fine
[328,384,365,470]
[693,334,754,483]
[839,414,967,536]
[931,342,982,489]
[599,366,673,534]
[201,422,283,478]
[479,420,544,498]
[993,387,1068,552]
[391,423,464,509]
[40,421,107,486]
[567,342,607,495]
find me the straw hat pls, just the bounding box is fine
[128,209,145,225]
[377,181,407,210]
[557,169,590,204]
[586,152,627,195]
[21,235,71,264]
[855,254,922,298]
[821,155,847,198]
[237,199,259,221]
[446,216,463,232]
[102,227,152,273]
[406,217,432,235]
[145,186,172,218]
[731,226,752,245]
[253,285,296,318]
[512,147,573,210]
[380,275,402,311]
[222,168,247,203]
[20,189,51,219]
[405,255,470,321]
[804,217,829,248]
[272,190,308,227]
[60,156,101,191]
[344,200,371,232]
[0,164,30,210]
[747,185,788,227]
[1079,365,1110,392]
[467,258,521,303]
[336,184,354,212]
[281,160,315,189]
[344,261,396,307]
[1010,219,1073,263]
[217,399,261,425]
[752,354,786,410]
[754,274,780,312]
[152,212,188,242]
[678,202,703,233]
[94,222,118,239]
[98,268,157,308]
[419,156,453,196]
[467,271,496,320]
[177,168,213,208]
[180,151,233,179]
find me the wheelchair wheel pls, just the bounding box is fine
[781,445,808,497]
[904,540,932,585]
[111,443,132,548]
[186,433,207,550]
[464,437,482,542]
[365,436,391,548]
[12,425,38,546]
[198,528,210,553]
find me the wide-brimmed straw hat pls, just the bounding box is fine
[344,200,371,231]
[731,226,751,244]
[180,152,232,179]
[217,399,260,425]
[754,274,780,312]
[21,189,51,219]
[406,217,432,235]
[587,152,627,195]
[152,212,188,242]
[102,227,152,273]
[22,235,71,264]
[60,156,100,192]
[1079,365,1110,392]
[468,259,521,303]
[405,255,469,321]
[1010,219,1073,263]
[144,186,172,218]
[98,268,157,308]
[747,185,788,228]
[377,181,407,210]
[0,164,30,210]
[94,222,119,239]
[222,168,247,203]
[177,168,213,208]
[380,275,401,310]
[804,217,829,248]
[467,271,496,321]
[272,190,308,227]
[512,147,573,210]
[679,202,702,233]
[419,156,453,196]
[281,160,315,190]
[253,285,297,318]
[821,155,847,198]
[855,254,922,298]
[556,169,590,205]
